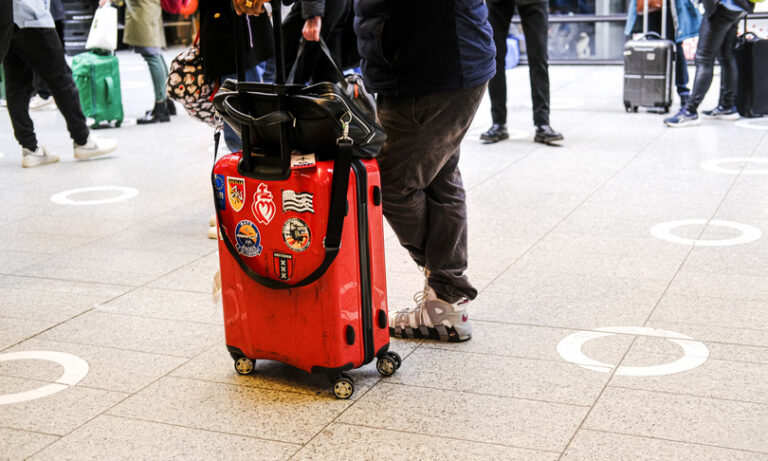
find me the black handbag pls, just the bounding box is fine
[214,78,385,160]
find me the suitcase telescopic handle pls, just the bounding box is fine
[212,140,355,290]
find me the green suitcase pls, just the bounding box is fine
[72,51,123,128]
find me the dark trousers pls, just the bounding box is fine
[4,26,89,150]
[488,0,550,126]
[686,5,743,112]
[0,0,12,63]
[376,84,486,303]
[281,0,350,84]
[33,20,65,99]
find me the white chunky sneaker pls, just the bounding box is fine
[29,95,56,111]
[21,145,59,168]
[73,135,117,160]
[389,285,472,342]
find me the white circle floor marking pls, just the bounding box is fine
[651,219,762,246]
[0,351,89,405]
[735,118,768,130]
[51,186,139,206]
[557,327,709,377]
[700,157,768,175]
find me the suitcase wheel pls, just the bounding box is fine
[234,357,255,375]
[376,352,400,377]
[332,373,355,399]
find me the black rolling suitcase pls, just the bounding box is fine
[735,18,768,118]
[623,0,675,113]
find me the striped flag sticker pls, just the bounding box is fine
[282,190,314,214]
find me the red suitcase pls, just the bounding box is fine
[213,147,399,399]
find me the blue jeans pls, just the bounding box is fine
[221,66,263,153]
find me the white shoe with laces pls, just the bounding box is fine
[389,285,472,342]
[21,145,59,168]
[29,95,56,111]
[73,135,117,160]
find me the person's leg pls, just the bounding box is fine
[4,44,39,150]
[378,84,485,303]
[135,46,170,123]
[519,2,550,127]
[281,3,305,82]
[685,8,741,112]
[486,1,515,126]
[8,27,90,146]
[675,41,690,101]
[718,19,740,109]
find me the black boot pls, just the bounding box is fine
[137,101,171,124]
[167,99,177,116]
[480,123,509,143]
[534,125,564,145]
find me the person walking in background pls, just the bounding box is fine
[3,0,118,168]
[480,0,564,145]
[104,0,176,123]
[281,0,351,84]
[664,0,753,126]
[355,0,495,342]
[625,0,701,109]
[29,0,65,110]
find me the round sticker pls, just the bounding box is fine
[235,220,263,257]
[650,219,762,247]
[50,186,139,206]
[557,326,709,377]
[282,217,311,252]
[0,351,89,405]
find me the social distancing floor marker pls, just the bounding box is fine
[651,219,762,246]
[735,118,768,130]
[0,351,89,405]
[700,157,768,175]
[557,327,709,376]
[51,186,139,206]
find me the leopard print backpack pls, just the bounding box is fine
[166,44,218,127]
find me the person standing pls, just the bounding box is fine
[354,0,495,342]
[3,0,118,167]
[480,0,564,145]
[664,0,753,126]
[110,0,175,123]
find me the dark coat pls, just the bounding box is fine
[353,0,496,95]
[199,0,274,81]
[702,0,754,16]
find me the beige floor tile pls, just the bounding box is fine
[584,387,768,452]
[667,272,768,302]
[36,311,221,358]
[292,423,558,461]
[148,252,220,293]
[0,376,127,435]
[563,430,767,460]
[426,321,634,364]
[388,347,608,406]
[98,287,222,325]
[337,382,588,452]
[29,415,299,461]
[0,316,55,350]
[0,428,58,460]
[0,338,186,394]
[108,376,350,444]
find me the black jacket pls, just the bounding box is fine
[198,0,274,81]
[353,0,496,95]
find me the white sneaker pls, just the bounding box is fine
[73,135,117,160]
[21,145,59,168]
[389,285,472,342]
[208,225,219,239]
[29,95,56,111]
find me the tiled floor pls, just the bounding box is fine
[1,50,768,460]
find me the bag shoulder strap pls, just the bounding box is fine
[287,36,349,87]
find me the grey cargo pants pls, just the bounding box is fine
[376,83,486,303]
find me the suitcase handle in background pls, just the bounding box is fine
[213,140,354,290]
[104,76,114,104]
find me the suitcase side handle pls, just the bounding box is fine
[212,140,354,289]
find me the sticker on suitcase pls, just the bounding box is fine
[273,251,294,280]
[227,177,245,212]
[282,190,314,214]
[252,183,276,225]
[235,220,263,257]
[282,217,311,252]
[290,153,316,169]
[214,174,226,211]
